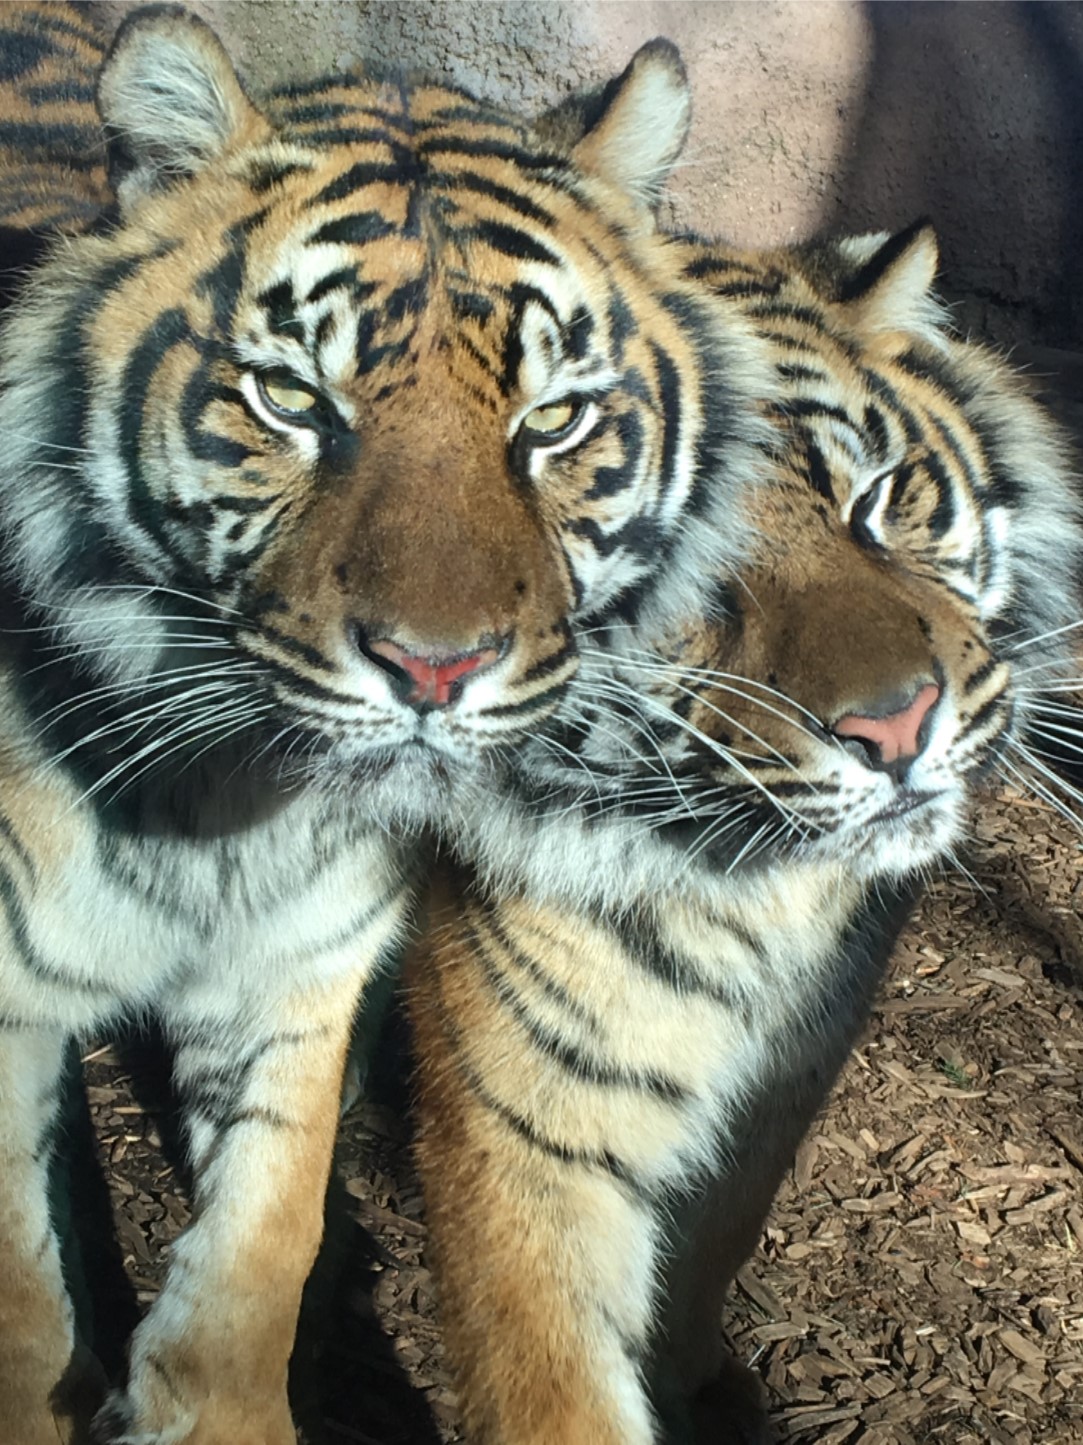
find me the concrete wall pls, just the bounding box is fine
[100,1,1083,349]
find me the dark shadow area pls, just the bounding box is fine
[295,992,442,1445]
[0,225,51,309]
[57,1045,141,1384]
[837,2,1083,351]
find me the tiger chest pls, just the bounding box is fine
[0,785,409,1030]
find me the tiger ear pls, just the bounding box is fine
[97,4,266,214]
[823,221,943,335]
[540,39,691,212]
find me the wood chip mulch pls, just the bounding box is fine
[78,783,1082,1444]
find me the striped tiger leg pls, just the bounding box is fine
[93,969,363,1445]
[408,931,659,1445]
[0,1025,104,1445]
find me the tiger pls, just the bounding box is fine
[0,8,776,1444]
[0,1,111,305]
[404,220,1083,1445]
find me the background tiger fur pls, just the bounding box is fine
[0,7,777,1443]
[406,224,1083,1444]
[0,2,110,310]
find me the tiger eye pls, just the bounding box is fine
[259,374,320,415]
[523,400,579,437]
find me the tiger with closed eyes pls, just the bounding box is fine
[405,221,1083,1444]
[0,8,774,1444]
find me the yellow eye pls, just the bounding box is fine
[522,399,581,438]
[257,372,321,417]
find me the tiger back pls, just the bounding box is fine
[0,11,777,1445]
[405,224,1083,1444]
[0,2,111,306]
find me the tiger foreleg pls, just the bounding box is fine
[408,936,661,1445]
[91,968,363,1445]
[0,1023,105,1444]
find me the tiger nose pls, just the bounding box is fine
[832,683,940,771]
[362,636,504,709]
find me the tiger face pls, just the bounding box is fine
[478,223,1082,897]
[0,8,768,824]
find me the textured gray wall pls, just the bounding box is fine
[100,1,1083,348]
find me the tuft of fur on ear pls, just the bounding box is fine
[97,4,265,213]
[539,39,690,213]
[802,220,947,340]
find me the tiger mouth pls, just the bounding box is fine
[865,789,942,825]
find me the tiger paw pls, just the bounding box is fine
[91,1391,298,1445]
[1,1342,106,1445]
[688,1356,774,1445]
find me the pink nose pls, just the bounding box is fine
[833,683,940,767]
[364,638,501,708]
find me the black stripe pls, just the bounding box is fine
[249,157,310,193]
[772,396,858,431]
[465,920,686,1102]
[863,404,891,464]
[257,625,337,673]
[448,288,494,323]
[277,101,360,126]
[178,363,255,470]
[748,299,830,332]
[0,811,36,880]
[650,340,682,501]
[861,368,924,446]
[305,266,362,305]
[482,907,603,1037]
[430,169,555,226]
[121,307,194,557]
[309,158,411,206]
[419,136,568,172]
[355,309,412,374]
[455,330,501,384]
[435,996,649,1196]
[517,633,576,687]
[24,81,97,105]
[309,212,396,247]
[804,439,835,503]
[610,907,750,1014]
[0,862,110,997]
[283,126,408,148]
[564,511,662,561]
[582,411,640,502]
[384,275,429,321]
[709,277,783,299]
[0,120,102,168]
[195,227,249,337]
[834,220,932,304]
[463,219,560,267]
[963,656,1002,695]
[921,452,957,538]
[681,253,762,281]
[257,279,304,343]
[475,677,574,720]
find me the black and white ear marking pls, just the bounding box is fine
[828,220,944,337]
[541,38,691,214]
[97,3,264,213]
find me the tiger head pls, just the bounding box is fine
[0,9,769,821]
[486,222,1083,898]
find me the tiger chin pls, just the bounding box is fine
[405,223,1083,1444]
[0,8,772,1445]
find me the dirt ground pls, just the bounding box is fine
[78,776,1083,1445]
